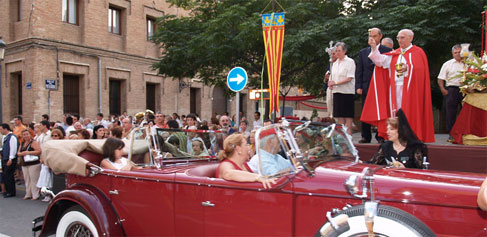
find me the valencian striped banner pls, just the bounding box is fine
[262,12,285,113]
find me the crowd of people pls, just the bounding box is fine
[0,110,275,200]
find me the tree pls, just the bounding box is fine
[153,0,486,109]
[153,0,345,96]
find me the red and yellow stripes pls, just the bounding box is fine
[262,13,285,113]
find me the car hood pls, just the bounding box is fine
[292,160,485,209]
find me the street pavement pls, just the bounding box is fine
[0,184,49,237]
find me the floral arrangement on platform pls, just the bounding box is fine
[456,52,487,95]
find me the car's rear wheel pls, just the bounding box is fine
[317,204,435,237]
[56,206,99,237]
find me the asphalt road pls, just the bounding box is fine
[0,184,49,237]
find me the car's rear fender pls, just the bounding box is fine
[39,185,125,237]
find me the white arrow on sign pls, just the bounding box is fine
[229,74,245,84]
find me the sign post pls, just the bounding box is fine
[45,79,57,122]
[227,67,248,129]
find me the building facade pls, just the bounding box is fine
[0,0,325,124]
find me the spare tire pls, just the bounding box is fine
[316,204,435,237]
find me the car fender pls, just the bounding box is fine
[39,184,125,237]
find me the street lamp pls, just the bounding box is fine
[0,37,7,124]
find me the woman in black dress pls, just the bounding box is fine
[368,109,427,169]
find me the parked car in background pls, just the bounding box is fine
[34,121,486,236]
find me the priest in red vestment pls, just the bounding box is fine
[360,29,435,143]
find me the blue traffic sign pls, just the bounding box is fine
[227,67,248,92]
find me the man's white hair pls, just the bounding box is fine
[399,29,414,38]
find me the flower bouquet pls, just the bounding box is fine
[457,52,487,95]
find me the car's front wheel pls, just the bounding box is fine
[317,204,435,237]
[56,206,99,237]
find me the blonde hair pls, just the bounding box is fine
[218,133,245,161]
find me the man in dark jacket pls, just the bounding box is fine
[1,123,19,197]
[355,27,392,143]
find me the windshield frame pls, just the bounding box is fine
[255,120,359,176]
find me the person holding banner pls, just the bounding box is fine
[328,42,356,136]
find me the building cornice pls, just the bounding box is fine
[5,37,161,65]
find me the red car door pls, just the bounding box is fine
[173,173,207,235]
[203,176,294,236]
[108,169,176,236]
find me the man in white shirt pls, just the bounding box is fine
[96,113,109,129]
[252,112,262,130]
[38,120,52,145]
[438,44,464,141]
[64,116,76,135]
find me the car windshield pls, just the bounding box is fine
[294,123,358,159]
[128,127,225,167]
[251,125,297,177]
[252,121,358,176]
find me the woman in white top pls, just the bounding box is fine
[100,137,136,171]
[328,42,356,135]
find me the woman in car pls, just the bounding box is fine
[368,109,427,169]
[100,137,137,171]
[216,133,276,189]
[92,125,106,139]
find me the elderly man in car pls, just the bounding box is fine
[248,133,292,176]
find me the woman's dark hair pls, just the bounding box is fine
[102,137,125,162]
[54,126,66,138]
[77,129,91,139]
[92,125,105,139]
[390,109,422,146]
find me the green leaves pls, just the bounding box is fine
[153,0,486,102]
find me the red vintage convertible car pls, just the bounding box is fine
[33,121,486,236]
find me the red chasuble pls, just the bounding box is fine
[361,45,435,143]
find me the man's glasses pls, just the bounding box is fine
[51,135,59,138]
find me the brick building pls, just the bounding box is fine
[0,0,252,123]
[0,0,327,124]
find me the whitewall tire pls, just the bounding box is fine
[317,204,435,237]
[56,206,99,237]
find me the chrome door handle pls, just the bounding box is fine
[201,201,215,207]
[109,190,119,195]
